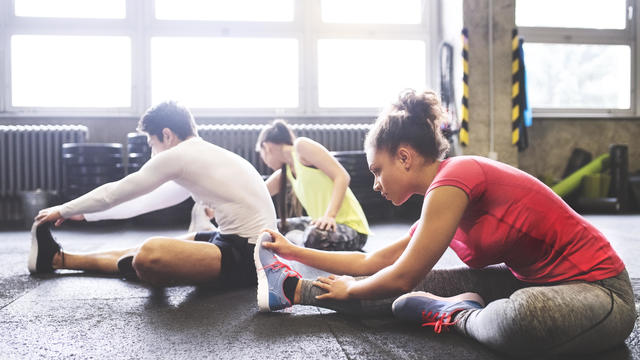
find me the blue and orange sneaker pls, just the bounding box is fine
[392,291,484,333]
[255,232,302,312]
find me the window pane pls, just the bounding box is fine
[151,37,298,108]
[318,40,426,108]
[11,35,131,107]
[322,0,422,24]
[516,0,626,29]
[15,0,125,18]
[523,43,630,109]
[155,0,293,21]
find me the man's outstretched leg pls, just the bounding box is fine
[29,222,143,275]
[28,222,223,287]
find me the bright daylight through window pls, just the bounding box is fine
[516,0,632,111]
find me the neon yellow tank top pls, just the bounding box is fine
[286,149,371,235]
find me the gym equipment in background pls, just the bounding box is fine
[440,41,462,158]
[62,143,124,201]
[608,144,629,211]
[459,28,470,146]
[562,148,592,179]
[628,171,640,211]
[0,125,88,226]
[574,197,621,213]
[581,173,611,199]
[555,144,633,214]
[331,151,393,221]
[126,133,151,174]
[551,153,609,198]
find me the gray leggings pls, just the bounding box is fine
[298,265,637,357]
[284,216,367,251]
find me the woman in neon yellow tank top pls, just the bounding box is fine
[256,120,370,251]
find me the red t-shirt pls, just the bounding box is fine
[409,156,624,283]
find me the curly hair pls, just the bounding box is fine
[365,89,450,160]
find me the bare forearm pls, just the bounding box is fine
[325,176,349,218]
[347,265,414,299]
[292,246,370,276]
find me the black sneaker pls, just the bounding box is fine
[28,222,62,274]
[117,255,139,281]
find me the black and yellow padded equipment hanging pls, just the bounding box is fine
[511,29,522,146]
[460,28,470,146]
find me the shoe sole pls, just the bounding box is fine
[28,222,39,274]
[254,232,272,312]
[393,291,485,312]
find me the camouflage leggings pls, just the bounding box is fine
[283,216,368,251]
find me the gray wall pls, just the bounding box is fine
[518,118,640,179]
[462,0,518,166]
[462,0,639,176]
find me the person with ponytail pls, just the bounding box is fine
[255,89,636,357]
[255,120,370,251]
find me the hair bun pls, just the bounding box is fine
[394,89,443,127]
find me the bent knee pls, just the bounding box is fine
[132,237,170,275]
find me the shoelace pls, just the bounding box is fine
[421,310,459,334]
[262,260,302,279]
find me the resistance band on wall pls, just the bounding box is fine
[440,41,461,155]
[460,28,470,146]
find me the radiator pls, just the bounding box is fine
[197,123,371,174]
[0,125,89,223]
[0,125,89,196]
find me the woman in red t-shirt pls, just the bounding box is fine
[256,89,636,357]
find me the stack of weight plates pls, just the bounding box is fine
[331,151,392,221]
[62,143,124,201]
[126,133,151,174]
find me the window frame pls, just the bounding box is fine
[0,0,438,118]
[516,0,639,118]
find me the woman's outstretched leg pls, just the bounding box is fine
[453,270,636,357]
[293,265,525,315]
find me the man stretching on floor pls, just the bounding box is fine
[31,101,277,288]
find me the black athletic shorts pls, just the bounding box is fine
[194,231,256,288]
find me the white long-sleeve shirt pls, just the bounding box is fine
[60,137,276,243]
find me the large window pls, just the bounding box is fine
[15,0,126,19]
[154,0,294,21]
[151,37,298,108]
[318,39,426,108]
[1,0,435,116]
[516,0,637,116]
[11,35,131,108]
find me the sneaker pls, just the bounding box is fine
[392,291,484,333]
[28,222,63,274]
[284,229,305,247]
[117,255,139,281]
[254,232,302,312]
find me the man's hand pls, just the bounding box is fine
[35,206,84,226]
[313,274,355,301]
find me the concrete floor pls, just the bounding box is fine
[0,215,639,359]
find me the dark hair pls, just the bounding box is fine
[256,119,296,232]
[255,119,296,151]
[365,89,450,160]
[137,101,198,141]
